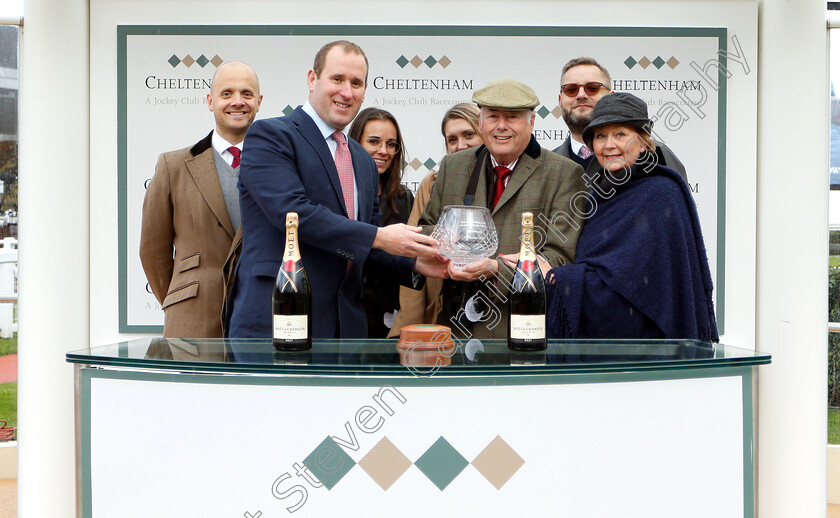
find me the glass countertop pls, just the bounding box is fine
[66,338,771,377]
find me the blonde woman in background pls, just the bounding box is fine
[388,103,483,336]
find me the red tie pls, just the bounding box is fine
[227,146,241,168]
[492,166,511,210]
[332,132,355,220]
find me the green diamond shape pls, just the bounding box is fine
[167,54,181,68]
[196,54,210,68]
[537,106,550,119]
[652,56,666,69]
[396,55,409,68]
[624,56,637,69]
[423,158,437,170]
[424,55,437,68]
[282,105,295,116]
[414,437,468,490]
[303,437,356,490]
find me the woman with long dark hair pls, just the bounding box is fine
[348,108,414,337]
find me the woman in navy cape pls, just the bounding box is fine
[525,92,718,341]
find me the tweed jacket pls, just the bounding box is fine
[418,137,586,338]
[140,131,237,338]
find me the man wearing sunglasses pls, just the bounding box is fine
[553,57,687,180]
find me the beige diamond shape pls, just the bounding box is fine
[637,56,652,69]
[181,55,195,67]
[471,435,525,490]
[210,54,224,67]
[409,158,423,170]
[551,106,563,119]
[358,437,412,491]
[666,56,680,69]
[410,55,423,68]
[438,55,452,68]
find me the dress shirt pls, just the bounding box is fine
[301,102,358,219]
[211,132,242,167]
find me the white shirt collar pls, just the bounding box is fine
[489,153,518,173]
[302,101,344,141]
[211,131,239,155]
[569,136,586,156]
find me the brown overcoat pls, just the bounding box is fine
[139,132,237,337]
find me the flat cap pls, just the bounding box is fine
[472,79,540,110]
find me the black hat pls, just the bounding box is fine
[582,92,653,147]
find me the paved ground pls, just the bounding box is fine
[0,354,15,383]
[0,479,14,518]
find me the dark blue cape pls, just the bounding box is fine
[546,163,719,341]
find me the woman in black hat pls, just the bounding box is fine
[504,92,718,340]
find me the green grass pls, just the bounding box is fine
[0,382,15,440]
[832,256,840,268]
[0,336,15,356]
[831,408,840,444]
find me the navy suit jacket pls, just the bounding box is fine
[228,107,415,338]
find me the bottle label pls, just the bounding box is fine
[273,314,308,340]
[510,314,545,340]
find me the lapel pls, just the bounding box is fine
[493,150,539,214]
[292,108,350,217]
[185,143,235,238]
[350,139,371,222]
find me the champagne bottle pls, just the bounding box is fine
[508,212,547,351]
[272,212,312,351]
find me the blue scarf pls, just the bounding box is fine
[546,162,719,341]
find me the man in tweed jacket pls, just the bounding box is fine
[419,79,586,339]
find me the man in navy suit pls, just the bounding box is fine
[228,41,447,339]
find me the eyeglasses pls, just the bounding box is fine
[560,82,608,97]
[364,137,400,155]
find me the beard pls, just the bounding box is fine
[561,105,592,134]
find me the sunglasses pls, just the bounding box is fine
[560,82,608,97]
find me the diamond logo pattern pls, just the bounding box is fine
[282,105,295,116]
[300,435,522,492]
[537,106,550,119]
[414,436,469,490]
[471,435,525,489]
[166,53,224,68]
[303,436,356,490]
[424,55,438,68]
[625,55,678,71]
[409,55,423,68]
[423,158,438,170]
[358,437,412,490]
[396,55,410,68]
[438,55,452,68]
[409,158,423,170]
[551,106,564,118]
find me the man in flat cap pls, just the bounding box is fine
[418,79,587,340]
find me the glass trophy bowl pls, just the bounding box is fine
[431,205,498,269]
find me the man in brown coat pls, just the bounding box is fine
[140,61,262,337]
[419,79,586,339]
